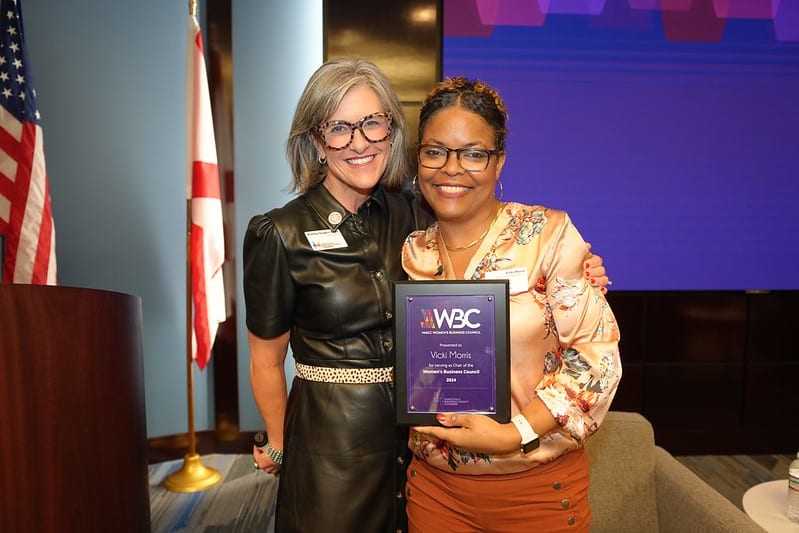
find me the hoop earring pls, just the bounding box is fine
[412,175,420,193]
[318,154,327,165]
[495,179,504,201]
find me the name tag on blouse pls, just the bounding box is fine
[305,229,348,251]
[485,267,529,294]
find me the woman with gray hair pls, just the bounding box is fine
[243,56,431,532]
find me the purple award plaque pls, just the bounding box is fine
[393,281,510,425]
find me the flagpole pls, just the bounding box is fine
[162,211,222,493]
[162,0,222,493]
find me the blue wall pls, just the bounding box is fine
[22,0,320,437]
[233,1,322,430]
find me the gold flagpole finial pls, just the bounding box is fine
[189,0,197,17]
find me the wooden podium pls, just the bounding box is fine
[0,284,150,532]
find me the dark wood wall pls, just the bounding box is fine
[607,290,798,454]
[324,0,441,153]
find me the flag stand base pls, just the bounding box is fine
[163,453,222,493]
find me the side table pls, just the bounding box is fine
[742,479,799,533]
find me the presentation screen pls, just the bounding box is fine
[442,1,799,290]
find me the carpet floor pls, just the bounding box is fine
[676,453,794,512]
[149,454,277,532]
[149,453,794,532]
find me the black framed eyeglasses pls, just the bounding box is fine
[316,112,393,151]
[418,144,502,172]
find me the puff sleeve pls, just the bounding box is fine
[242,214,295,338]
[535,211,622,443]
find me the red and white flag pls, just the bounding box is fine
[187,14,226,370]
[0,0,56,285]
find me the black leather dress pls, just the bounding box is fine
[243,183,431,533]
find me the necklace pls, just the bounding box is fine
[444,204,504,252]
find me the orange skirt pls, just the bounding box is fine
[406,448,591,533]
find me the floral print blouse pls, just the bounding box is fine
[401,202,622,475]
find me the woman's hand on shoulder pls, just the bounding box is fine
[584,243,610,293]
[413,413,520,455]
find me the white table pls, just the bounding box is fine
[742,479,799,532]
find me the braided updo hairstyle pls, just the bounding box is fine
[418,77,509,151]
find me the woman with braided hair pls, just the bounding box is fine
[402,77,622,532]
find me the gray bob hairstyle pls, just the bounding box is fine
[286,57,409,193]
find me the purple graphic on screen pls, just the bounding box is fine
[477,0,547,28]
[448,0,796,41]
[712,0,778,19]
[405,294,497,415]
[628,0,660,9]
[443,0,799,291]
[662,0,726,42]
[549,0,607,15]
[774,1,799,41]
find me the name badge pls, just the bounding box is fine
[305,229,348,251]
[485,267,529,294]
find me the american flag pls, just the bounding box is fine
[0,0,56,284]
[187,13,226,369]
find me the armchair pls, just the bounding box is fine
[586,411,765,532]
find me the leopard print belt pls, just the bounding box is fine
[295,361,394,384]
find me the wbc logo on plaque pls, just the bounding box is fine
[419,307,481,330]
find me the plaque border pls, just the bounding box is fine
[393,280,511,426]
